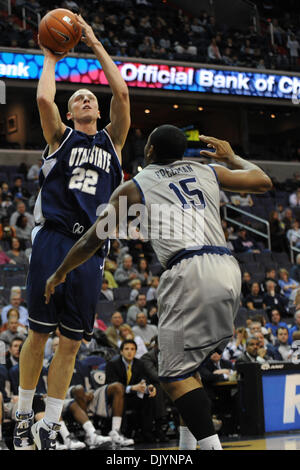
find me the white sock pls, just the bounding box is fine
[112,416,122,432]
[44,396,64,426]
[59,421,70,442]
[18,386,36,415]
[179,426,197,450]
[198,434,223,450]
[83,420,96,437]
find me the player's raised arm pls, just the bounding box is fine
[44,180,142,303]
[76,14,130,161]
[199,135,272,194]
[36,41,67,149]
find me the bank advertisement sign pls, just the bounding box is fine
[1,51,300,101]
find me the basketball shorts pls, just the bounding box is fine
[27,226,104,341]
[157,253,241,381]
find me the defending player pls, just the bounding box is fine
[44,126,272,450]
[13,15,130,450]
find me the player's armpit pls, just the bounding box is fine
[213,165,272,194]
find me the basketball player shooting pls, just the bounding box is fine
[13,14,130,450]
[44,125,272,450]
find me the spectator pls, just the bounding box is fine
[147,305,158,326]
[208,37,222,62]
[15,214,32,243]
[235,337,263,363]
[0,307,27,334]
[282,208,294,233]
[290,254,300,283]
[126,293,148,327]
[129,279,142,303]
[0,244,15,265]
[118,323,148,359]
[263,280,288,316]
[287,219,300,248]
[105,311,124,349]
[278,268,299,299]
[6,237,29,268]
[269,210,288,253]
[0,317,26,351]
[253,331,279,361]
[146,276,159,303]
[136,258,153,286]
[245,282,264,310]
[230,193,254,208]
[274,327,293,361]
[222,327,248,363]
[99,278,114,301]
[105,339,157,443]
[9,201,34,230]
[233,228,261,253]
[132,312,158,349]
[10,177,31,201]
[288,310,300,344]
[263,267,281,294]
[27,159,42,181]
[287,33,299,68]
[0,216,16,243]
[241,271,252,297]
[1,292,29,326]
[114,254,139,287]
[5,336,24,370]
[289,188,300,208]
[200,351,236,384]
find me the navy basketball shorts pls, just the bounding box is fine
[27,226,104,342]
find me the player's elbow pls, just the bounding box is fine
[37,94,53,109]
[256,174,273,193]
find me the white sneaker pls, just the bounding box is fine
[85,432,112,449]
[109,430,134,447]
[65,436,86,450]
[31,419,61,450]
[55,441,68,450]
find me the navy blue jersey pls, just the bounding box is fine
[34,126,122,239]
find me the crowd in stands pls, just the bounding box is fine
[1,0,300,72]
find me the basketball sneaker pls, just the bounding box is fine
[13,411,35,450]
[64,435,86,450]
[109,430,134,447]
[31,419,61,450]
[85,432,112,449]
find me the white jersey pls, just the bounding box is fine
[133,160,227,269]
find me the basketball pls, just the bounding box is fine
[38,9,82,55]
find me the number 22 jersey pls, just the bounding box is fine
[34,126,123,238]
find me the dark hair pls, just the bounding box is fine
[149,125,187,161]
[16,214,27,228]
[120,339,137,351]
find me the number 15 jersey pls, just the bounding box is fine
[34,126,123,238]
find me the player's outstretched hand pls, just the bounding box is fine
[75,14,98,48]
[199,135,235,163]
[44,271,66,304]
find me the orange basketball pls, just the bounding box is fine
[39,9,82,54]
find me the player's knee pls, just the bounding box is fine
[27,329,50,349]
[57,335,81,356]
[110,382,124,395]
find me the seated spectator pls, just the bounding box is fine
[10,177,31,201]
[27,159,43,181]
[269,210,288,253]
[241,271,252,297]
[9,201,34,231]
[263,280,288,316]
[5,336,24,370]
[200,351,236,384]
[222,327,248,363]
[250,314,271,338]
[0,244,15,265]
[107,239,128,267]
[105,339,157,443]
[230,193,254,207]
[207,37,222,62]
[278,268,299,299]
[282,208,294,233]
[6,237,29,268]
[146,276,159,303]
[233,227,261,254]
[0,216,16,243]
[274,327,293,361]
[93,314,107,332]
[265,308,288,340]
[105,311,124,350]
[104,260,119,288]
[132,312,158,349]
[1,292,29,327]
[290,254,300,283]
[114,254,139,287]
[147,305,158,326]
[118,324,147,359]
[289,188,300,208]
[288,310,300,344]
[15,214,32,243]
[235,337,263,364]
[262,267,281,294]
[126,293,148,327]
[129,279,142,303]
[244,282,264,310]
[99,278,114,301]
[0,317,26,351]
[136,258,153,286]
[287,220,300,248]
[0,307,27,334]
[253,331,279,361]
